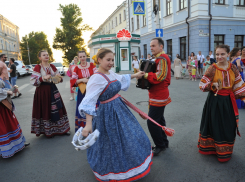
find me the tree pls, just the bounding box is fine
[20,32,54,65]
[53,4,93,66]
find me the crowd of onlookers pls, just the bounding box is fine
[132,46,245,82]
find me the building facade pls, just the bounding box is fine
[127,0,245,61]
[0,14,20,60]
[91,1,127,36]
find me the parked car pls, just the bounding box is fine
[32,64,37,68]
[5,60,29,77]
[26,65,34,74]
[51,62,65,76]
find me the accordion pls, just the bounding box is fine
[136,60,156,90]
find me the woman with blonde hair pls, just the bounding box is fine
[30,50,70,137]
[68,56,78,100]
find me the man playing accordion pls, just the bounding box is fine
[143,38,172,156]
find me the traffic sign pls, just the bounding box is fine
[156,29,163,37]
[133,1,145,15]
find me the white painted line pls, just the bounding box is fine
[18,84,29,91]
[65,81,70,88]
[28,87,36,92]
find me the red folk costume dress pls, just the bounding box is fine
[198,63,245,162]
[0,80,26,158]
[145,51,171,149]
[30,64,70,137]
[70,62,98,131]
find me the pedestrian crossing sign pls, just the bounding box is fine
[133,1,145,15]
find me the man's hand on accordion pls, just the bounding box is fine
[132,71,145,79]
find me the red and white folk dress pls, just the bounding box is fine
[30,64,70,137]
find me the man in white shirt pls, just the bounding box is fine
[132,56,140,73]
[209,51,214,59]
[197,51,205,77]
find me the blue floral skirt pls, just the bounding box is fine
[88,97,152,181]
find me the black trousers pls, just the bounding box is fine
[171,69,174,75]
[147,105,169,148]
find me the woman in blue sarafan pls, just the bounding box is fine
[79,48,152,182]
[230,47,244,109]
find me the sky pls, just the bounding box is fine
[1,0,125,62]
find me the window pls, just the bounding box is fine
[153,0,161,11]
[214,35,224,56]
[106,26,107,32]
[167,39,172,58]
[124,10,126,20]
[179,0,187,10]
[109,23,110,30]
[131,17,134,32]
[234,35,244,48]
[143,15,146,27]
[180,37,186,61]
[136,15,139,29]
[144,44,147,60]
[166,0,172,16]
[215,0,225,4]
[236,0,245,6]
[119,14,122,24]
[115,17,118,26]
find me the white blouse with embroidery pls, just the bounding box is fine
[78,70,131,116]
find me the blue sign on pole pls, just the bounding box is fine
[155,29,163,37]
[133,2,145,15]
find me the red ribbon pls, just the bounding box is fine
[214,89,240,136]
[101,94,175,137]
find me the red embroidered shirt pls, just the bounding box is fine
[147,51,172,107]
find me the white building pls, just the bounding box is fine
[0,14,20,60]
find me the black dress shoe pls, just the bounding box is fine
[153,147,166,156]
[11,96,18,99]
[65,131,71,136]
[24,143,30,147]
[18,93,22,97]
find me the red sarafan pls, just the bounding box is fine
[117,29,132,40]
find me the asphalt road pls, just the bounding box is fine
[1,74,245,182]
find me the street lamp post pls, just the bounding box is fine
[27,41,31,65]
[27,36,33,65]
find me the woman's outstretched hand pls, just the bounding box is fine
[133,71,145,79]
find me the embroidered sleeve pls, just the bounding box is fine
[147,58,168,84]
[199,65,216,92]
[30,65,43,87]
[78,74,106,116]
[231,64,245,100]
[70,66,79,87]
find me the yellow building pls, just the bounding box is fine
[0,14,20,60]
[91,1,127,36]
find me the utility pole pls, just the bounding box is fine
[155,0,160,29]
[27,36,33,65]
[27,41,31,65]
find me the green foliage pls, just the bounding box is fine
[53,4,93,66]
[20,32,54,65]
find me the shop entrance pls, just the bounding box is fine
[120,48,129,70]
